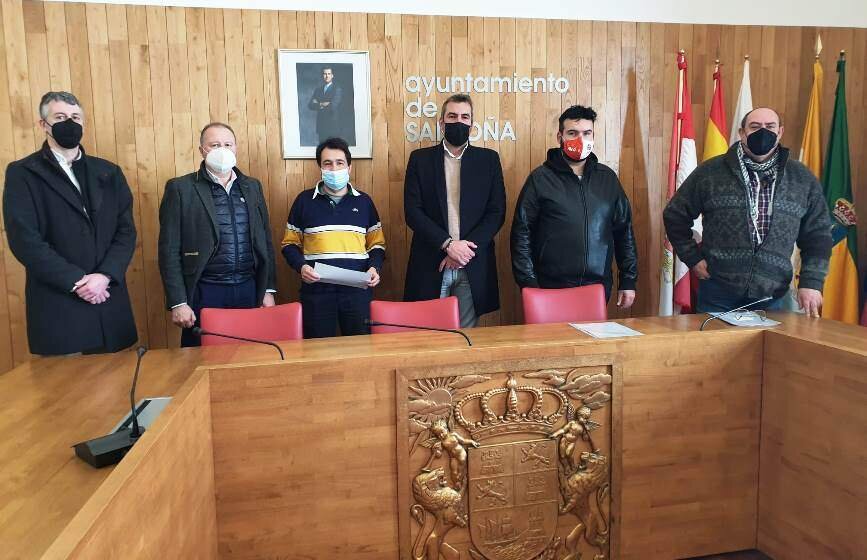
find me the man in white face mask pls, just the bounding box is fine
[158,122,277,346]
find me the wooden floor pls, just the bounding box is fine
[691,551,772,560]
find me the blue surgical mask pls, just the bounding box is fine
[321,168,350,191]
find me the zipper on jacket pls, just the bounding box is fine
[577,176,588,285]
[226,188,240,277]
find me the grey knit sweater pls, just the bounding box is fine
[663,144,832,299]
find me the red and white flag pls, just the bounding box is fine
[659,51,698,316]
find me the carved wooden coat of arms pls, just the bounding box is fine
[397,357,620,560]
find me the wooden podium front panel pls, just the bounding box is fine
[758,332,867,560]
[207,327,764,560]
[43,371,218,560]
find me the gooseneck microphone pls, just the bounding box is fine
[365,319,472,347]
[699,296,773,331]
[192,327,285,360]
[129,346,147,437]
[73,345,149,468]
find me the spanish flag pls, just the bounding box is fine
[702,63,728,162]
[821,54,859,324]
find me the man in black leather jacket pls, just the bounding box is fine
[510,105,638,307]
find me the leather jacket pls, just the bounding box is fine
[510,148,638,299]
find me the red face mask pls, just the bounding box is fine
[561,136,593,161]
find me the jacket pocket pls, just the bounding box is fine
[182,252,199,274]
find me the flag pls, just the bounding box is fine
[729,57,752,146]
[789,45,824,311]
[659,51,697,316]
[821,54,859,323]
[702,63,729,162]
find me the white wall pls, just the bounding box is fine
[48,0,867,28]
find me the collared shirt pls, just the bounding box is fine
[752,177,774,244]
[51,148,83,193]
[205,167,237,193]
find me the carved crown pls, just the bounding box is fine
[453,373,569,440]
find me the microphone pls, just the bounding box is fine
[365,319,472,347]
[699,296,773,331]
[129,346,147,437]
[73,345,149,468]
[192,327,285,360]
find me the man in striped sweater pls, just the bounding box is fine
[282,137,386,337]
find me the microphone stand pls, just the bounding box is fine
[193,327,285,360]
[365,319,472,347]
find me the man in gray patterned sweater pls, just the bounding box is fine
[663,107,832,316]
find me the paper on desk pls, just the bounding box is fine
[569,322,643,339]
[313,262,371,289]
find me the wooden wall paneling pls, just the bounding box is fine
[645,23,665,312]
[604,21,621,173]
[105,4,148,347]
[146,5,181,346]
[383,13,404,299]
[691,24,709,153]
[513,17,531,322]
[367,13,389,299]
[127,4,167,349]
[166,7,194,182]
[242,10,267,193]
[43,2,71,90]
[204,8,228,123]
[23,1,49,149]
[2,0,34,367]
[633,22,651,318]
[305,10,331,189]
[186,8,210,147]
[619,21,639,318]
[530,19,548,181]
[84,3,117,163]
[348,12,373,254]
[223,9,249,174]
[261,10,287,300]
[64,4,95,151]
[0,4,16,374]
[590,21,606,166]
[498,17,517,325]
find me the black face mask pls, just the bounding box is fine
[50,119,83,149]
[746,127,777,157]
[443,122,471,147]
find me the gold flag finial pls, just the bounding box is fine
[814,34,822,59]
[744,54,750,60]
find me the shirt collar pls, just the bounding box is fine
[50,147,83,166]
[312,181,360,199]
[442,140,469,160]
[205,167,238,191]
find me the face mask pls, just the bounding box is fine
[49,119,83,149]
[745,127,778,157]
[322,168,350,191]
[204,147,236,175]
[561,136,593,161]
[443,122,471,146]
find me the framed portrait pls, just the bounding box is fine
[277,49,372,159]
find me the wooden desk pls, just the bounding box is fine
[1,315,864,559]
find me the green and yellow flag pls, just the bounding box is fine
[821,54,859,323]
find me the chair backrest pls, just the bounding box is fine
[199,303,303,345]
[369,297,461,334]
[521,285,607,325]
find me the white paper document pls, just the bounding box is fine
[313,262,371,289]
[714,311,780,327]
[569,322,643,339]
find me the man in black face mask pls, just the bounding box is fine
[511,105,638,308]
[664,107,832,317]
[404,93,506,327]
[2,91,138,355]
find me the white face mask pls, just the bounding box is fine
[204,147,236,175]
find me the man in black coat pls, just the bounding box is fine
[308,67,344,143]
[511,105,638,307]
[404,94,506,327]
[3,91,138,355]
[158,122,277,347]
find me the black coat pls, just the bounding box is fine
[308,82,343,141]
[3,143,138,355]
[403,144,506,316]
[158,165,277,310]
[510,149,638,300]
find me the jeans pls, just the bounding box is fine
[440,268,478,328]
[696,276,788,314]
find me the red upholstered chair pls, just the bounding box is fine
[521,285,607,325]
[199,303,303,345]
[369,296,461,334]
